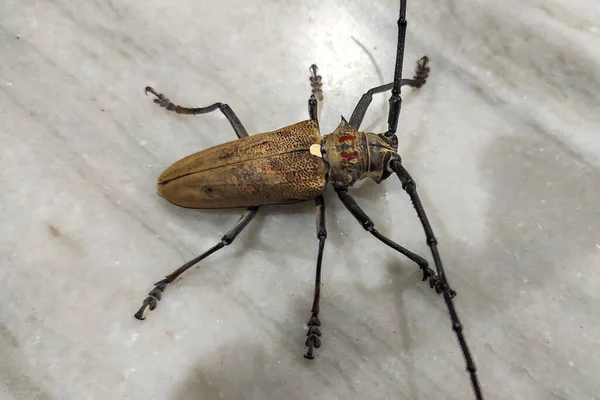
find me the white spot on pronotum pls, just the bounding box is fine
[309,144,322,158]
[6,82,12,86]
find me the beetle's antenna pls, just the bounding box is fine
[390,159,484,400]
[385,0,408,138]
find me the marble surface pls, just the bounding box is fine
[1,0,599,399]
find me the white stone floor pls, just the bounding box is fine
[1,0,599,399]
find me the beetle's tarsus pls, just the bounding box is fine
[134,278,170,320]
[304,313,322,359]
[423,271,457,298]
[421,266,435,281]
[309,64,324,102]
[144,86,174,109]
[412,56,430,89]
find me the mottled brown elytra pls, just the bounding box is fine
[135,1,483,398]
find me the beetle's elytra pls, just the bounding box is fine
[135,1,483,399]
[157,120,326,208]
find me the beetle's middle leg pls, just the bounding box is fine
[304,195,327,360]
[144,86,248,139]
[134,206,259,320]
[308,64,324,126]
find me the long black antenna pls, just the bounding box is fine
[391,159,484,400]
[386,1,484,398]
[386,0,408,137]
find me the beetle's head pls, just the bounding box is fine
[364,132,400,184]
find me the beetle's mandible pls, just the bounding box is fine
[135,1,484,399]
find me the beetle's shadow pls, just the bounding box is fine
[170,275,425,400]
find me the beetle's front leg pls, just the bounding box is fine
[134,206,259,320]
[335,188,445,287]
[304,195,327,359]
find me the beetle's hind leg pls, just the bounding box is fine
[304,195,327,359]
[134,207,259,320]
[144,86,248,138]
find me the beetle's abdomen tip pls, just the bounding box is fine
[156,183,165,197]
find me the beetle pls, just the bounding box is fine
[135,1,483,398]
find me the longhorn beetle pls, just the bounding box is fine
[135,1,483,398]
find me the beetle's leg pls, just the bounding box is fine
[309,64,323,102]
[308,64,323,129]
[389,159,483,400]
[308,94,318,125]
[335,188,437,283]
[144,86,248,139]
[348,56,429,130]
[304,195,327,360]
[134,206,259,320]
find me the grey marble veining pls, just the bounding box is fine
[1,0,599,399]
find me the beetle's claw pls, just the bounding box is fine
[134,279,170,320]
[423,272,457,299]
[421,266,435,281]
[303,313,321,359]
[144,86,159,97]
[144,86,172,108]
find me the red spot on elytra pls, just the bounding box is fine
[231,176,238,184]
[338,135,357,143]
[264,165,280,173]
[286,172,295,182]
[340,151,359,159]
[220,147,235,158]
[251,142,270,152]
[245,185,256,193]
[280,130,292,137]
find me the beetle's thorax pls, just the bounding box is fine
[322,119,398,188]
